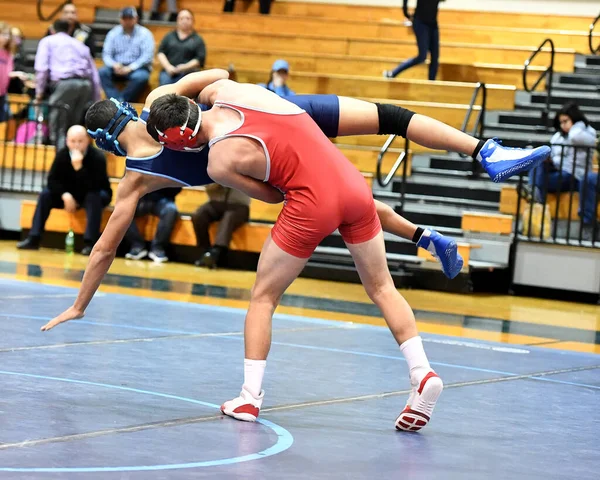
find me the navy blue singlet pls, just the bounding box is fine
[126,94,340,187]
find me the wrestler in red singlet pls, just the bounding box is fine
[208,100,382,258]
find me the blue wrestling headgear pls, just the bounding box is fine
[87,98,138,156]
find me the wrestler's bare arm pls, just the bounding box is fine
[41,172,179,331]
[207,150,284,205]
[144,69,230,110]
[200,80,301,114]
[198,79,233,106]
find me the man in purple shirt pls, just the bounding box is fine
[34,19,101,149]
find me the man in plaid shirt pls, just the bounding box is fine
[99,7,154,102]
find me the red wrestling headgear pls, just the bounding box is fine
[155,99,203,151]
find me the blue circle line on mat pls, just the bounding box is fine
[0,370,293,472]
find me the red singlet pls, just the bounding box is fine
[209,101,381,258]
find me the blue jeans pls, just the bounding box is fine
[528,163,599,224]
[99,66,150,102]
[125,197,179,251]
[159,70,187,86]
[390,17,439,80]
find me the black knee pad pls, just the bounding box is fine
[376,103,415,137]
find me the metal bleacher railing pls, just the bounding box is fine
[0,99,69,193]
[375,135,410,213]
[460,82,487,177]
[36,0,71,21]
[513,145,600,247]
[523,38,555,130]
[589,12,600,55]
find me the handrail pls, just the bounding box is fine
[37,0,145,24]
[523,38,555,128]
[460,82,486,176]
[461,82,487,139]
[590,12,600,54]
[37,0,71,22]
[376,135,410,212]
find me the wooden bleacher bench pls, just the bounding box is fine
[0,143,375,194]
[7,0,591,33]
[244,0,593,31]
[499,185,600,221]
[225,70,517,109]
[19,200,271,254]
[91,56,516,109]
[7,0,591,31]
[146,11,592,51]
[7,0,587,70]
[462,211,514,235]
[200,48,546,86]
[170,29,577,72]
[106,173,372,220]
[106,179,284,221]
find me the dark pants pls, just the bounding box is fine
[0,95,6,123]
[98,66,150,103]
[29,188,111,244]
[125,197,179,251]
[223,0,271,14]
[159,70,187,86]
[48,78,93,150]
[390,17,439,81]
[528,163,599,224]
[191,201,249,249]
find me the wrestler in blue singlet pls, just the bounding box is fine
[125,95,340,187]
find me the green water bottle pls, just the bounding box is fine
[65,229,75,254]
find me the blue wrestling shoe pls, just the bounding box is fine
[417,229,463,279]
[477,139,550,183]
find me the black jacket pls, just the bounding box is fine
[404,0,444,25]
[47,146,111,204]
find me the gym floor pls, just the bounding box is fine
[0,242,598,479]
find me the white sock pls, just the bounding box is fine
[243,359,266,398]
[420,228,431,244]
[400,336,431,382]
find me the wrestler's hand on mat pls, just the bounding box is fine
[41,306,84,332]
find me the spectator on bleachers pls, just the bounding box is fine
[99,7,154,103]
[384,0,443,81]
[0,24,28,119]
[526,103,598,232]
[47,3,97,57]
[7,26,29,94]
[34,19,101,149]
[16,125,111,255]
[124,187,181,263]
[223,0,272,15]
[258,60,295,97]
[0,23,14,121]
[191,184,250,269]
[149,0,179,22]
[157,9,206,86]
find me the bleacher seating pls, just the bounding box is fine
[19,199,270,253]
[3,0,599,290]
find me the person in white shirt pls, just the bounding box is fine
[527,102,598,231]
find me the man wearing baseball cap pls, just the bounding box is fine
[99,7,155,102]
[257,59,295,97]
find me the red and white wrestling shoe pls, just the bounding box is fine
[395,371,443,432]
[221,386,264,422]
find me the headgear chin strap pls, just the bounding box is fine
[87,98,138,156]
[155,99,203,151]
